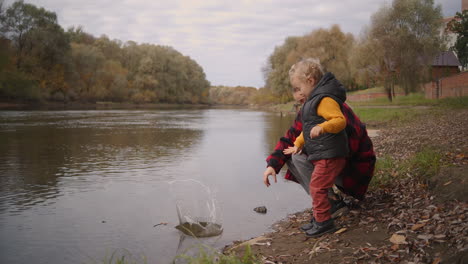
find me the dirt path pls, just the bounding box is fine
[225,108,467,264]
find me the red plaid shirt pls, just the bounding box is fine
[266,103,376,200]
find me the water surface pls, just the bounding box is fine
[0,109,310,263]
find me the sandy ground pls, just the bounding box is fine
[224,108,468,264]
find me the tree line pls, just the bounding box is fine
[1,0,466,106]
[0,0,210,104]
[262,0,466,103]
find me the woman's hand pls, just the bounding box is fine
[310,125,323,139]
[263,166,277,187]
[283,146,301,155]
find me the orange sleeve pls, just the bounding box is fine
[294,132,304,148]
[316,97,346,133]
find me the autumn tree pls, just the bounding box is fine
[0,0,70,100]
[263,25,355,102]
[67,26,95,45]
[70,43,105,100]
[447,10,468,70]
[360,0,444,98]
[0,1,70,71]
[209,86,257,105]
[0,1,210,104]
[263,36,300,102]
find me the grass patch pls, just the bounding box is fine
[270,101,298,113]
[350,93,468,108]
[434,96,468,109]
[348,86,405,95]
[371,148,443,188]
[174,244,260,264]
[371,155,399,187]
[409,148,443,178]
[352,107,426,126]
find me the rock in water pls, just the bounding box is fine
[175,221,223,237]
[253,206,267,214]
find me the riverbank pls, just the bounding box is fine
[0,101,213,110]
[224,106,468,264]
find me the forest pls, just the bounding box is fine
[0,0,210,104]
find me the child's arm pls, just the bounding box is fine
[311,97,346,138]
[283,132,304,155]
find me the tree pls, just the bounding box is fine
[0,0,70,100]
[263,25,355,102]
[447,10,468,70]
[263,36,300,102]
[70,43,105,100]
[366,0,444,97]
[0,1,69,70]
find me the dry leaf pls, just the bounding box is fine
[443,181,452,186]
[335,228,347,234]
[417,234,433,240]
[391,244,399,251]
[389,234,407,244]
[411,222,426,231]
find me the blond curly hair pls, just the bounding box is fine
[289,58,324,83]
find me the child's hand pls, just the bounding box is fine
[310,125,323,139]
[283,146,301,155]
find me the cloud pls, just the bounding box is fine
[17,0,462,87]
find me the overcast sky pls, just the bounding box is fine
[16,0,463,87]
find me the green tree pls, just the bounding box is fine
[0,1,69,70]
[0,0,70,100]
[447,10,468,70]
[70,43,105,100]
[366,0,444,97]
[67,25,95,45]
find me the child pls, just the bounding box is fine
[286,58,349,238]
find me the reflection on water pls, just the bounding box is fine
[0,110,204,214]
[0,109,308,264]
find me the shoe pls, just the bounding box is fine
[305,218,336,238]
[330,199,349,219]
[300,217,316,231]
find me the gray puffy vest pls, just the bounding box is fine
[301,72,349,161]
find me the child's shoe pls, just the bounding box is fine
[330,199,349,219]
[300,217,316,231]
[305,218,336,238]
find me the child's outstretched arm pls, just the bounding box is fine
[284,132,304,154]
[311,97,346,138]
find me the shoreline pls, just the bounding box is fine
[224,107,468,264]
[0,101,214,111]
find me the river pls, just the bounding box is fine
[0,109,310,264]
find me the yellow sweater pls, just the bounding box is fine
[294,97,346,148]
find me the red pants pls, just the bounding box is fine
[310,157,346,222]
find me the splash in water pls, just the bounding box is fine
[169,179,223,237]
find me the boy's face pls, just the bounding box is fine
[292,86,306,104]
[290,75,316,98]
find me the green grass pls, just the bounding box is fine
[434,96,468,109]
[174,244,260,264]
[348,86,385,95]
[348,86,406,95]
[350,92,468,108]
[371,148,443,188]
[352,107,426,126]
[94,244,260,264]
